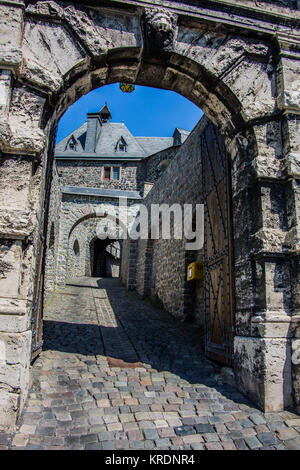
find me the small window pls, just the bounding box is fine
[103,167,111,180]
[73,240,80,256]
[66,135,77,151]
[113,167,120,180]
[116,137,127,153]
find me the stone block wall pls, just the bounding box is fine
[120,239,139,290]
[120,238,131,288]
[56,159,146,192]
[66,217,121,279]
[134,118,207,324]
[0,148,46,430]
[135,239,153,298]
[144,146,178,184]
[50,192,140,288]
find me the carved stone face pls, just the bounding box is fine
[150,12,173,33]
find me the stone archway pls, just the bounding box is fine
[55,203,135,286]
[0,0,299,428]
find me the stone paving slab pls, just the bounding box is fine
[1,277,300,450]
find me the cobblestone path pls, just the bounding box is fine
[1,277,300,450]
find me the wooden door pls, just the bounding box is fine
[201,123,235,366]
[31,137,55,361]
[31,222,45,360]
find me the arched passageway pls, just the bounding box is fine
[0,0,299,429]
[60,208,133,284]
[90,239,120,278]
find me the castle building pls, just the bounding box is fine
[55,103,189,193]
[45,104,190,291]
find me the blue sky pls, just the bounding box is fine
[56,83,203,143]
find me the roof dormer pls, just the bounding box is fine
[173,128,182,146]
[172,128,190,146]
[66,135,77,151]
[115,136,127,152]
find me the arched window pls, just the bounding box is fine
[73,239,80,256]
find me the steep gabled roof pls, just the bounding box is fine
[95,123,147,157]
[55,122,87,153]
[135,137,174,156]
[55,106,190,158]
[174,127,190,135]
[173,128,190,145]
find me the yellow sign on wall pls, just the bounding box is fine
[187,262,204,282]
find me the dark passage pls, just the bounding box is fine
[90,238,120,278]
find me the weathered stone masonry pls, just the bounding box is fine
[133,118,208,330]
[57,159,145,192]
[53,191,140,287]
[0,0,299,428]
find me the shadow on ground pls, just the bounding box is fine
[42,277,257,410]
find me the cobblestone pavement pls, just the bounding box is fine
[1,277,300,450]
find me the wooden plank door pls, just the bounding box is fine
[30,137,55,361]
[201,123,235,366]
[31,210,45,360]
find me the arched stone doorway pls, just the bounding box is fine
[56,205,135,286]
[0,0,299,427]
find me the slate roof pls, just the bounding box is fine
[55,105,190,160]
[135,137,174,156]
[174,128,190,143]
[55,122,88,154]
[95,123,147,157]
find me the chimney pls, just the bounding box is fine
[85,112,100,153]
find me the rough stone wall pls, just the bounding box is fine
[120,238,139,290]
[54,193,140,287]
[135,118,206,322]
[135,239,153,298]
[56,159,146,192]
[120,238,131,287]
[151,238,189,319]
[144,146,178,184]
[135,118,207,345]
[66,217,119,280]
[67,222,87,279]
[0,122,50,429]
